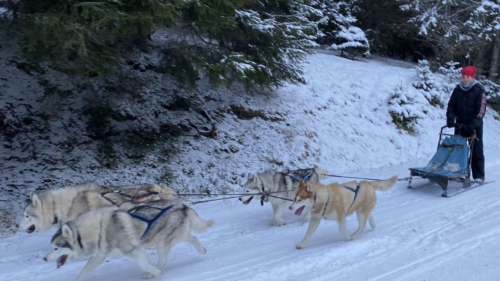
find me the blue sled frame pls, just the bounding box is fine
[408,125,476,197]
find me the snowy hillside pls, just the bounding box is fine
[2,48,500,280]
[2,150,500,281]
[2,46,500,234]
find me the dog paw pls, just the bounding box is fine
[142,273,156,279]
[295,242,307,249]
[142,269,161,279]
[268,220,284,226]
[199,247,207,254]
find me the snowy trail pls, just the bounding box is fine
[2,147,500,281]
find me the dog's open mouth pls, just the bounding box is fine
[27,225,35,233]
[243,197,253,205]
[295,205,305,216]
[57,255,68,269]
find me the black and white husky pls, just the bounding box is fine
[239,166,327,226]
[44,204,213,281]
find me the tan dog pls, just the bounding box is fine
[289,175,398,249]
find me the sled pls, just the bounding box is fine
[407,125,493,197]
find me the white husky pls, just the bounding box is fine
[19,183,175,233]
[239,167,327,226]
[44,204,213,281]
[19,183,102,233]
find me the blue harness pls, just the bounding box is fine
[128,205,174,239]
[288,172,311,182]
[315,183,361,216]
[344,183,361,211]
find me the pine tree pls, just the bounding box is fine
[162,0,319,88]
[468,1,500,78]
[412,60,459,108]
[353,0,419,60]
[5,0,319,89]
[310,0,368,53]
[17,0,184,75]
[399,0,498,68]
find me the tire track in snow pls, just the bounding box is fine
[366,212,500,281]
[2,156,500,281]
[225,180,500,281]
[314,191,500,281]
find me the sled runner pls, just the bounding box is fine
[407,126,494,197]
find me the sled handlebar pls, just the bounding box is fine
[438,124,476,149]
[438,125,454,147]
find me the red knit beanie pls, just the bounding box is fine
[461,66,476,77]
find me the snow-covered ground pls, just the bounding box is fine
[2,50,500,280]
[2,152,500,281]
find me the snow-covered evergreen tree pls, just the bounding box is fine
[388,82,428,135]
[468,1,500,78]
[5,0,320,88]
[412,60,461,109]
[468,1,500,40]
[399,0,500,70]
[310,0,369,52]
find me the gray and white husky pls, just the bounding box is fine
[44,204,213,281]
[239,166,327,226]
[19,183,175,234]
[19,183,103,233]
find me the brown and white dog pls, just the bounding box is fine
[289,175,398,249]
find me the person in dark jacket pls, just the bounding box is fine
[446,66,486,182]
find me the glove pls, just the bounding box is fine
[458,123,474,136]
[473,118,482,128]
[464,124,475,135]
[446,119,455,128]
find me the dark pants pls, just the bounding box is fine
[455,122,485,179]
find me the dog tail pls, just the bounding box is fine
[151,184,176,200]
[189,209,214,233]
[371,175,399,191]
[70,182,103,192]
[314,166,329,180]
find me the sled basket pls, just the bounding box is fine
[408,126,475,193]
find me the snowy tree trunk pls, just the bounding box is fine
[489,31,500,80]
[470,44,488,77]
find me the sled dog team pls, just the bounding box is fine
[19,167,398,281]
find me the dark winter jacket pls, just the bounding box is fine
[446,82,486,127]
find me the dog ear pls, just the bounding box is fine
[252,175,260,185]
[31,193,41,207]
[306,183,313,192]
[62,224,73,238]
[298,180,306,189]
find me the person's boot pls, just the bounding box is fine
[474,176,485,183]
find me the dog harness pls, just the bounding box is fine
[258,177,295,205]
[321,191,330,216]
[344,183,361,212]
[313,183,361,216]
[288,172,312,182]
[101,189,160,206]
[128,205,174,239]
